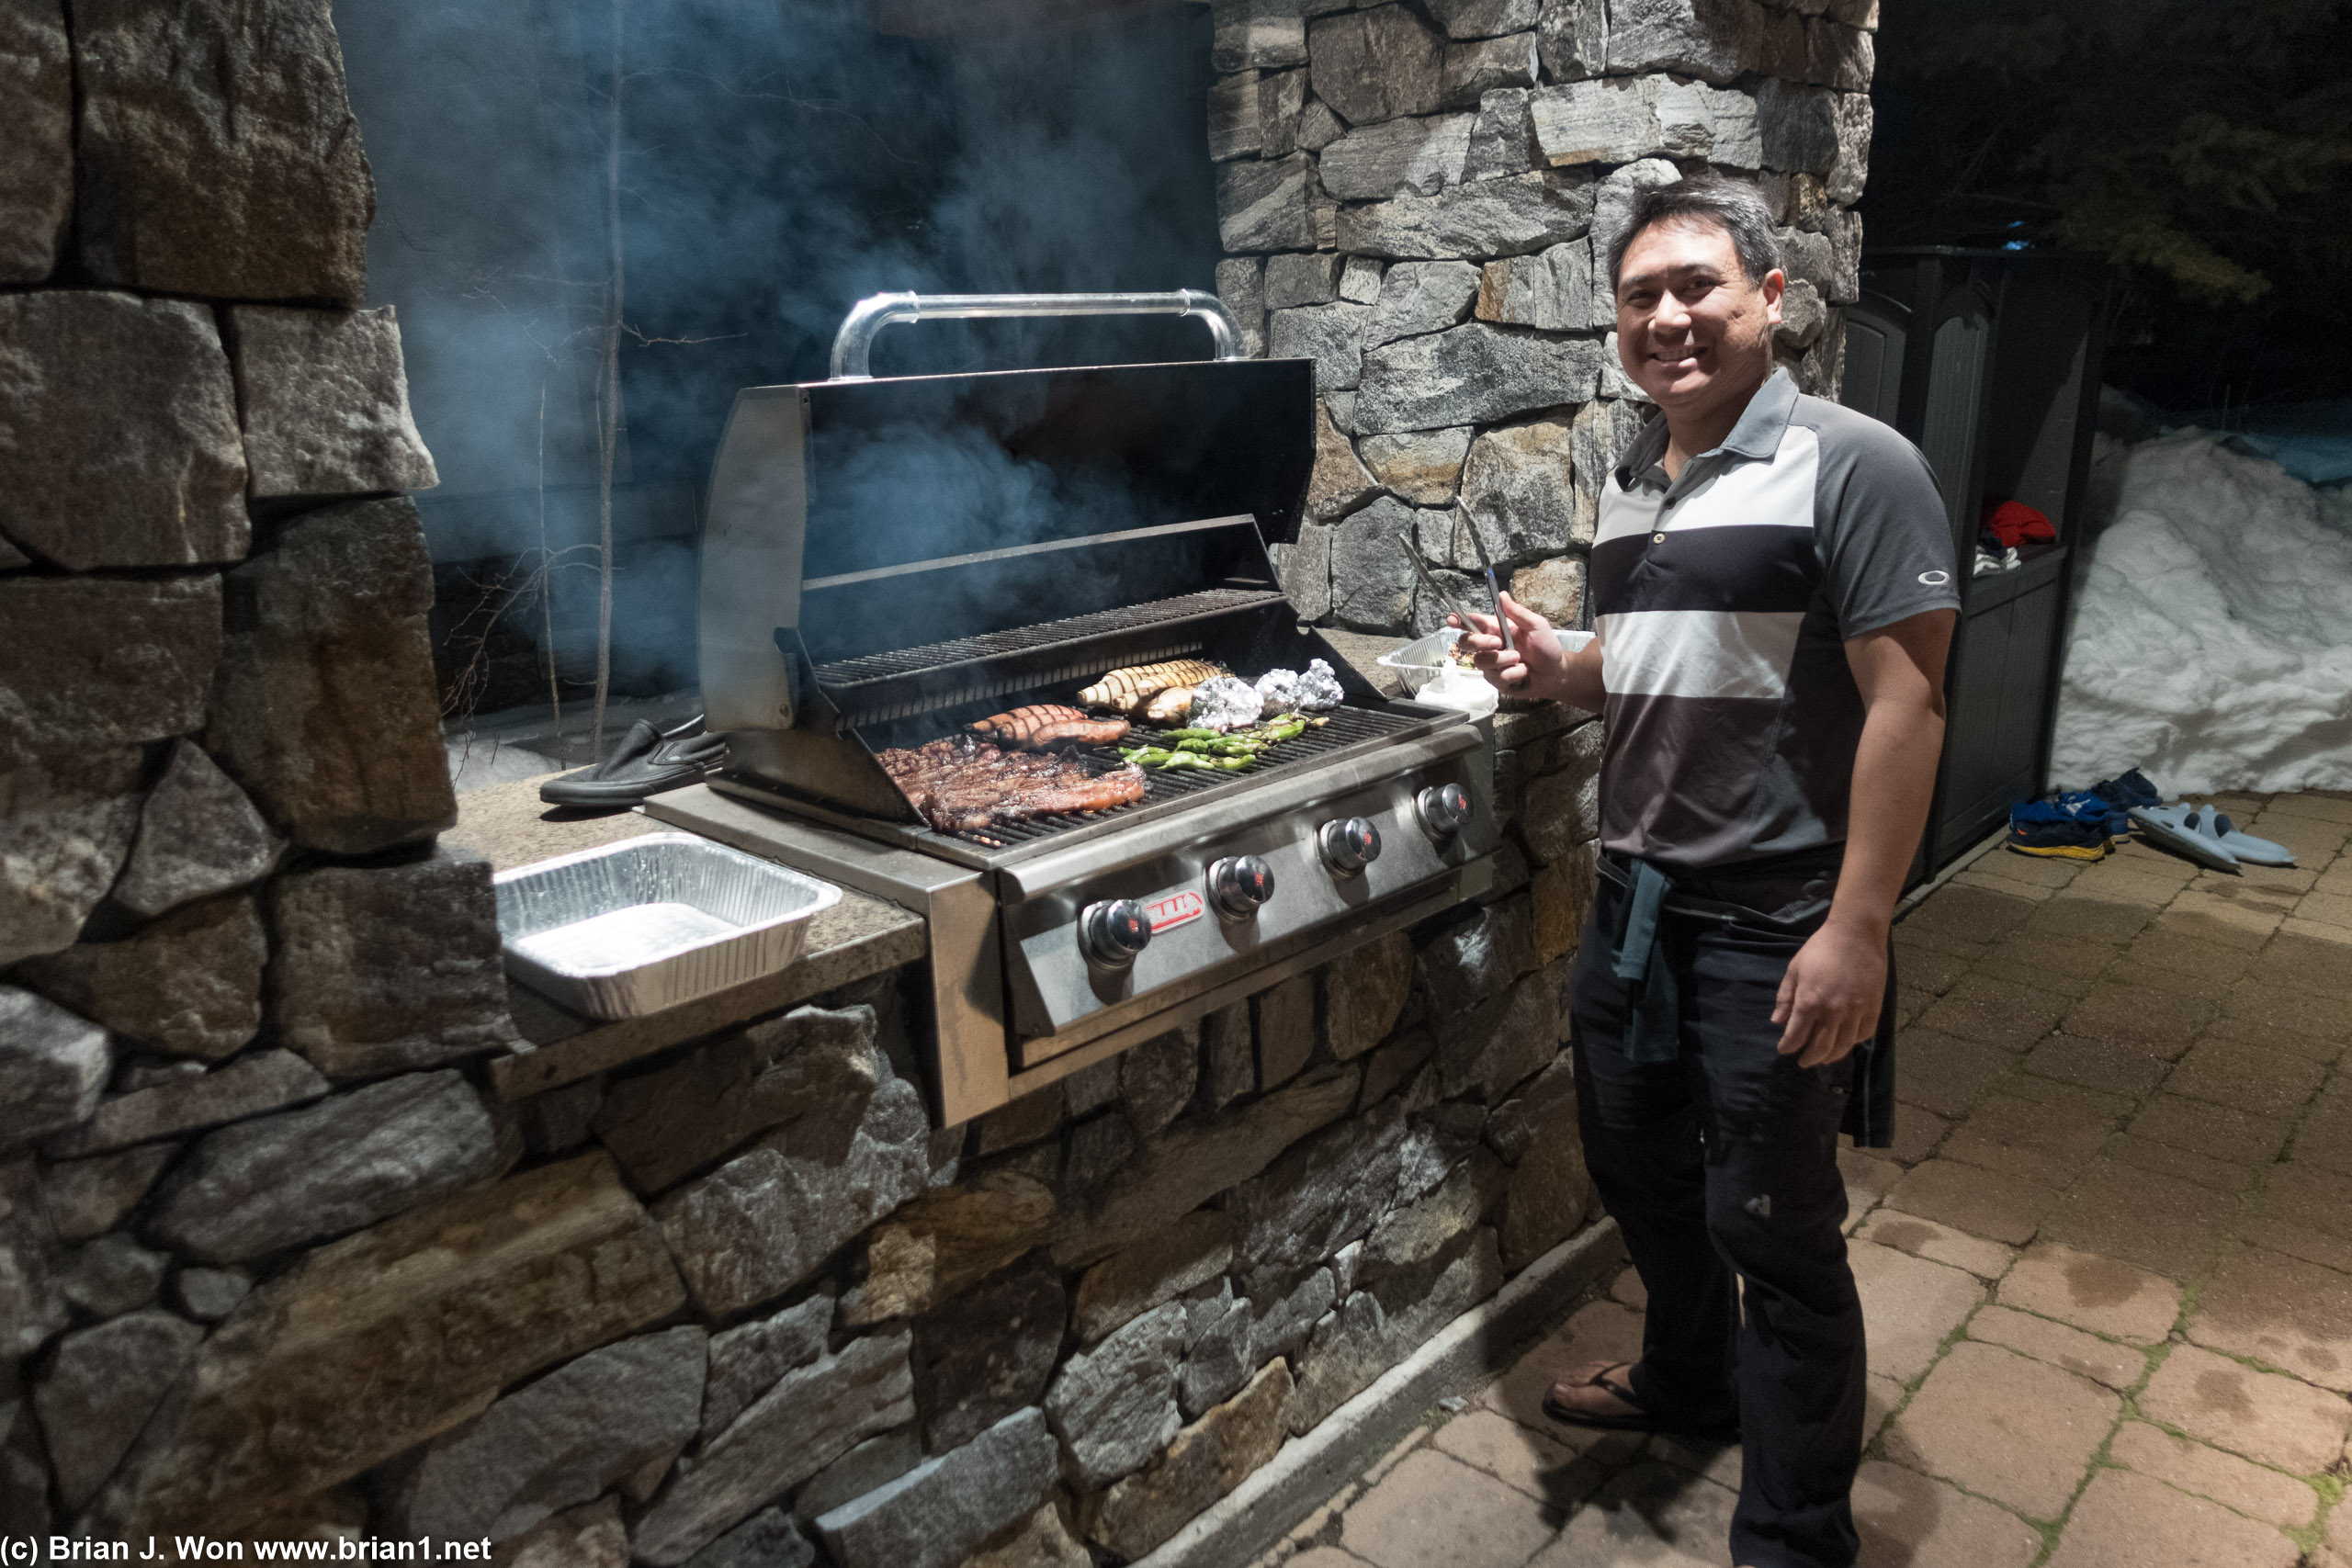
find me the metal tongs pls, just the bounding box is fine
[1463,519,1516,656]
[1397,527,1521,684]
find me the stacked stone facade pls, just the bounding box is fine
[0,3,1871,1562]
[1208,0,1876,635]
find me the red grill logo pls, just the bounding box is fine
[1145,890,1204,933]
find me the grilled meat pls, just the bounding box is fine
[1143,685,1194,724]
[970,704,1130,750]
[1078,660,1225,713]
[876,738,1145,834]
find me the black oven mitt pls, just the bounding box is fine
[538,717,725,809]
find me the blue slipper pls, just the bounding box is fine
[2130,804,2240,873]
[2190,804,2297,868]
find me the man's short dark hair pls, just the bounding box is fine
[1607,173,1782,293]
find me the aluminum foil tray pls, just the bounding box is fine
[494,831,842,1019]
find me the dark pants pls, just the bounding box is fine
[1570,868,1867,1568]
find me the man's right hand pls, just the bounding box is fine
[1451,592,1566,697]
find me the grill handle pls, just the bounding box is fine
[828,290,1250,380]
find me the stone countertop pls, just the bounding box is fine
[446,776,929,1100]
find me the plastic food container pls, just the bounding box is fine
[493,832,842,1019]
[1376,627,1598,699]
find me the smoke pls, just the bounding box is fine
[336,0,1221,716]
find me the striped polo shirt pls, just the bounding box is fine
[1590,368,1959,871]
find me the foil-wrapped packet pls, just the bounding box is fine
[1190,676,1264,733]
[1296,658,1344,711]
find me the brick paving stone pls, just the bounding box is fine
[1967,1303,2146,1391]
[1838,1145,1901,1216]
[2259,1163,2352,1243]
[2264,794,2352,825]
[2127,1094,2290,1166]
[1486,1299,1645,1435]
[1529,1459,1735,1568]
[1894,1026,2019,1119]
[1996,1242,2182,1344]
[1883,1341,2120,1518]
[1281,1551,1369,1568]
[2295,1108,2352,1179]
[1651,1433,1740,1490]
[1849,1458,2043,1568]
[1942,1091,2119,1188]
[1881,1104,1951,1167]
[2195,863,2318,899]
[1340,1448,1559,1568]
[1894,987,1937,1028]
[1611,1266,1646,1309]
[2165,1038,2332,1120]
[2243,1215,2352,1276]
[1893,921,1989,964]
[2020,890,2159,947]
[1974,932,2119,993]
[1883,1159,2059,1247]
[2115,926,2253,990]
[2218,976,2352,1043]
[1891,937,1974,997]
[1954,868,2059,904]
[2295,890,2352,929]
[1851,1239,1986,1382]
[2277,915,2352,951]
[2246,931,2352,1002]
[2040,1156,2238,1280]
[2187,1247,2352,1396]
[1970,851,2083,890]
[2025,1031,2174,1098]
[2061,981,2214,1058]
[2140,1342,2352,1472]
[2199,1010,2346,1064]
[1866,1373,1904,1444]
[1902,885,2037,947]
[2001,1072,2140,1121]
[2098,1132,2256,1195]
[2044,1467,2301,1568]
[2106,1421,2318,1530]
[1913,977,2068,1054]
[2191,876,2305,920]
[1430,1407,1608,1510]
[1856,1209,2018,1280]
[2165,891,2287,950]
[2105,836,2205,879]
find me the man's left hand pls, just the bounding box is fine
[1772,919,1886,1067]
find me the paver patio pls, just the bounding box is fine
[1251,792,2352,1568]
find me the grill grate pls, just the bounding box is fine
[940,704,1419,850]
[814,587,1289,725]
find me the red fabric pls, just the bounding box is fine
[1983,500,2056,547]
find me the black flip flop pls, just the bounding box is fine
[1542,1361,1740,1441]
[538,717,725,809]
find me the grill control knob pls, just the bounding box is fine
[1080,899,1152,967]
[1318,817,1382,875]
[1416,783,1473,838]
[1207,855,1276,918]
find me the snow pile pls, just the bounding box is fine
[2052,428,2352,795]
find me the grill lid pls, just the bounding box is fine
[701,355,1317,738]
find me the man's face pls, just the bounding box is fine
[1613,217,1784,413]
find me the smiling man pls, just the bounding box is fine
[1456,175,1959,1568]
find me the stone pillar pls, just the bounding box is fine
[1211,0,1877,634]
[0,0,517,1540]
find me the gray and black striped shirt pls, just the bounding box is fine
[1592,369,1959,872]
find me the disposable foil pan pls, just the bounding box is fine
[493,831,843,1019]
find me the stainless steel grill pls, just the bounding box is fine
[656,292,1498,1126]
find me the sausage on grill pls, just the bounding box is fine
[971,705,1130,750]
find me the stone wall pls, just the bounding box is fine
[1207,0,1876,634]
[0,0,1642,1561]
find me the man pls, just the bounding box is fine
[1456,174,1958,1568]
